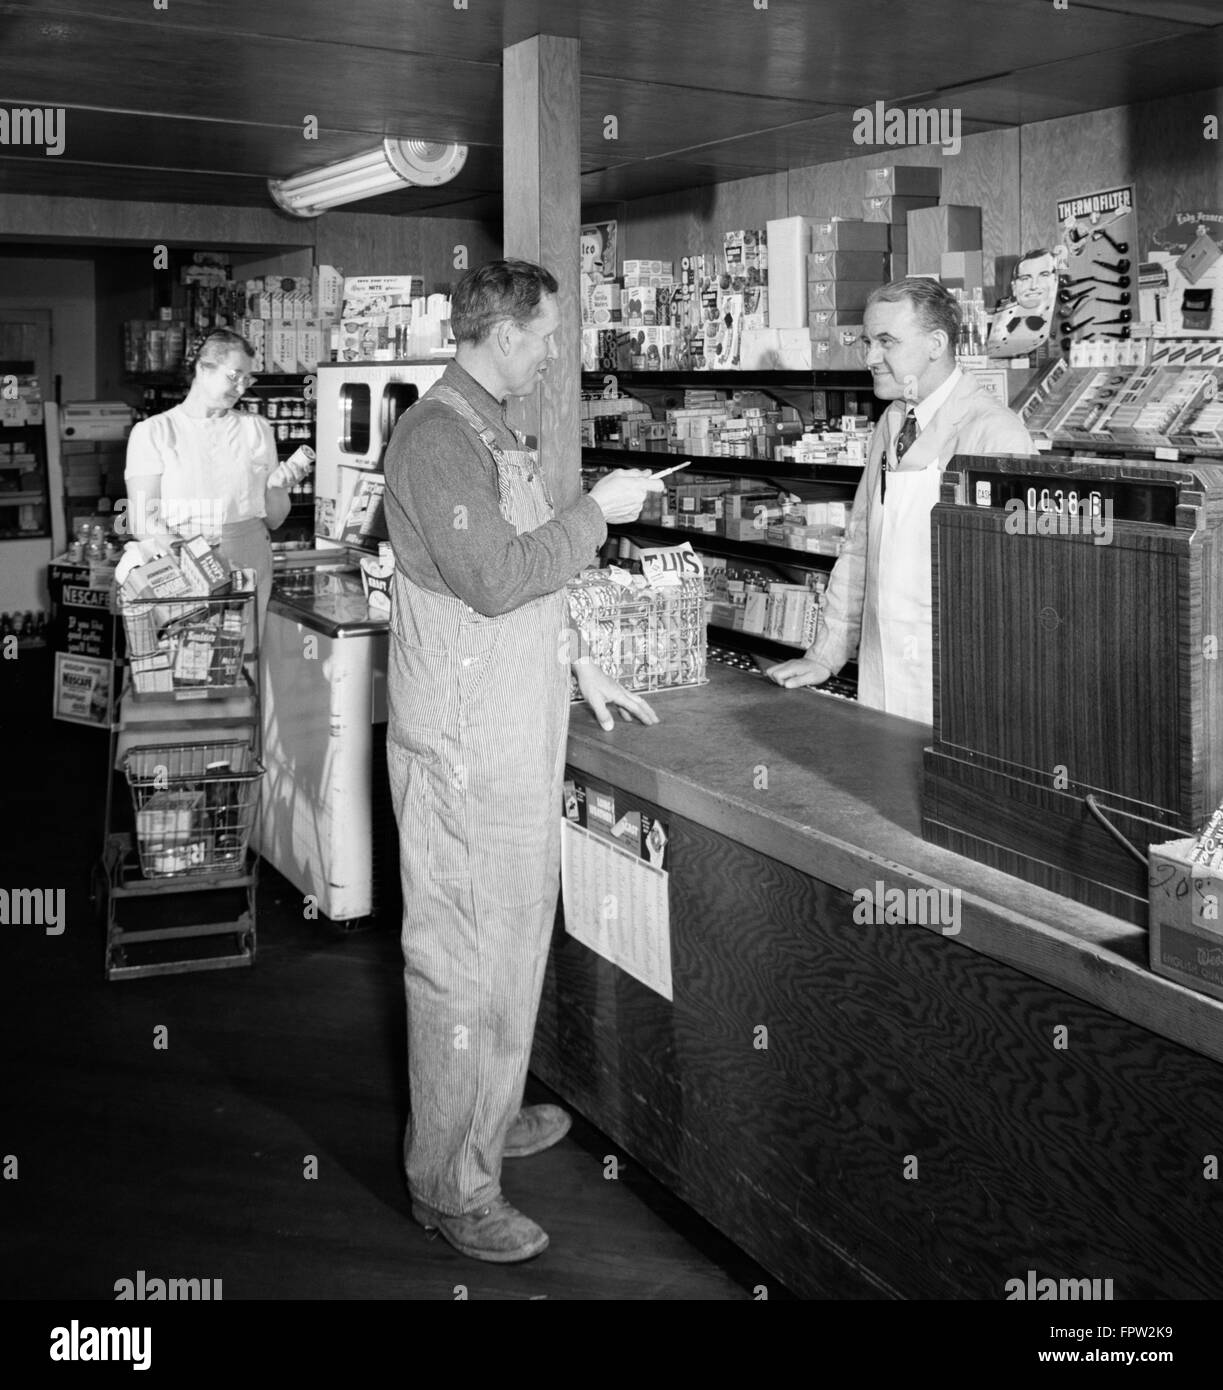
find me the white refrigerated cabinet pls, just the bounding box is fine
[257,357,447,925]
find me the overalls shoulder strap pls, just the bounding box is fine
[427,380,545,525]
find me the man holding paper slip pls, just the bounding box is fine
[382,259,663,1264]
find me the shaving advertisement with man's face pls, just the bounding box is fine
[987,247,1061,358]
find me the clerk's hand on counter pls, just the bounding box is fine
[574,658,660,731]
[765,655,834,690]
[589,468,664,524]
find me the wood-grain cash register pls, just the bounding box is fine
[922,452,1223,925]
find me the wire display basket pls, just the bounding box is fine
[566,570,708,696]
[123,741,264,879]
[119,592,251,697]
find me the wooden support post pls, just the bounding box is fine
[502,35,582,509]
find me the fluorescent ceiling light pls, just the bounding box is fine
[269,138,468,217]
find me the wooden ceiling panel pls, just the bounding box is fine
[0,0,1218,217]
[9,0,1203,106]
[0,12,504,144]
[948,29,1223,128]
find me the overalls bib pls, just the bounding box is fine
[386,382,571,1214]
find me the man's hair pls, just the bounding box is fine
[451,259,559,346]
[1016,247,1053,269]
[866,277,962,351]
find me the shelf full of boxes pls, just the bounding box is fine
[0,365,51,645]
[575,162,1021,674]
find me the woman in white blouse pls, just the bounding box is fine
[124,327,308,638]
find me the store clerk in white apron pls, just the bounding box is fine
[767,278,1035,725]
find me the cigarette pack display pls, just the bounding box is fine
[807,250,892,281]
[864,165,943,197]
[810,220,892,252]
[566,567,707,696]
[863,194,939,225]
[808,280,880,312]
[907,205,983,273]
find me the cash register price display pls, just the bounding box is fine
[923,452,1223,926]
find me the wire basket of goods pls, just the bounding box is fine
[566,556,708,697]
[119,593,250,696]
[123,740,265,878]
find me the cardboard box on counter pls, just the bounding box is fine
[810,219,892,252]
[863,194,939,225]
[807,280,882,313]
[1148,839,1223,1004]
[807,250,892,282]
[864,165,943,198]
[907,205,983,273]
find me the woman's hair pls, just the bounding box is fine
[450,259,559,346]
[182,326,257,386]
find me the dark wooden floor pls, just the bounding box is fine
[0,646,792,1301]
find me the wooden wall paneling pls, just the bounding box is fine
[1019,85,1223,259]
[534,772,1223,1299]
[617,172,787,270]
[0,192,314,249]
[503,35,582,509]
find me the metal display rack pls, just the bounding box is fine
[94,585,264,980]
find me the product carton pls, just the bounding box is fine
[808,307,866,339]
[807,250,892,282]
[807,280,881,313]
[1147,839,1223,1003]
[314,265,345,323]
[810,219,892,252]
[176,536,232,595]
[940,250,985,291]
[863,194,939,225]
[827,325,867,371]
[270,320,298,373]
[907,205,983,273]
[864,165,943,198]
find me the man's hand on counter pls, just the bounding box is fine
[573,658,660,731]
[764,655,834,690]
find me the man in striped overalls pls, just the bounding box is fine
[383,260,662,1263]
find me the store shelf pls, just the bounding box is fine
[584,444,862,489]
[612,520,840,570]
[582,369,872,392]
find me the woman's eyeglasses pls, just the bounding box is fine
[199,360,257,388]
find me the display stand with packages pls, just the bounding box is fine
[566,548,708,699]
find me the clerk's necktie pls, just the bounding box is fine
[881,407,919,504]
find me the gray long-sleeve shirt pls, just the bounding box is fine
[382,361,607,617]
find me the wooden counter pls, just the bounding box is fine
[532,665,1223,1298]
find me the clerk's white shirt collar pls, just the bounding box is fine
[909,365,963,432]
